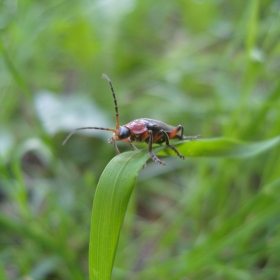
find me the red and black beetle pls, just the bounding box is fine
[63,74,200,165]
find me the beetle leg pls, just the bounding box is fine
[179,125,201,140]
[179,125,184,139]
[147,130,166,165]
[169,125,200,140]
[129,142,138,151]
[160,129,185,160]
[128,142,147,169]
[151,132,165,143]
[167,125,184,139]
[112,141,120,154]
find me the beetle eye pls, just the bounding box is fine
[118,126,130,139]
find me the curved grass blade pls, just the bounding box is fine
[157,135,280,158]
[89,135,280,279]
[89,150,149,280]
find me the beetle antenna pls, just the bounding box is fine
[62,126,116,145]
[102,74,120,129]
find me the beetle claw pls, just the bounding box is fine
[149,151,166,165]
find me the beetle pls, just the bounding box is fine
[63,74,200,165]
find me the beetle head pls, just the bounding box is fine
[118,126,131,139]
[107,126,130,143]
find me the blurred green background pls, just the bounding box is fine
[1,0,280,279]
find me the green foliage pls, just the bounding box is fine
[89,137,280,279]
[1,0,280,279]
[89,150,148,280]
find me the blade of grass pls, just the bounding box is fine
[158,136,280,158]
[88,150,149,280]
[0,37,46,137]
[88,135,280,279]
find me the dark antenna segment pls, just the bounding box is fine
[102,73,120,129]
[62,74,118,145]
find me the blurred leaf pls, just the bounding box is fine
[0,130,15,161]
[30,257,62,280]
[14,137,54,165]
[34,90,112,136]
[0,214,84,280]
[139,178,280,279]
[0,261,8,280]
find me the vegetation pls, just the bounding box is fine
[1,0,280,279]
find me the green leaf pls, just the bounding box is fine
[88,135,280,279]
[89,150,149,280]
[158,135,280,158]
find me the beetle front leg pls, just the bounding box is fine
[147,130,166,165]
[128,141,148,169]
[160,129,185,160]
[112,141,120,154]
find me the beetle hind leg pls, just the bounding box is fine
[168,124,184,139]
[170,125,200,141]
